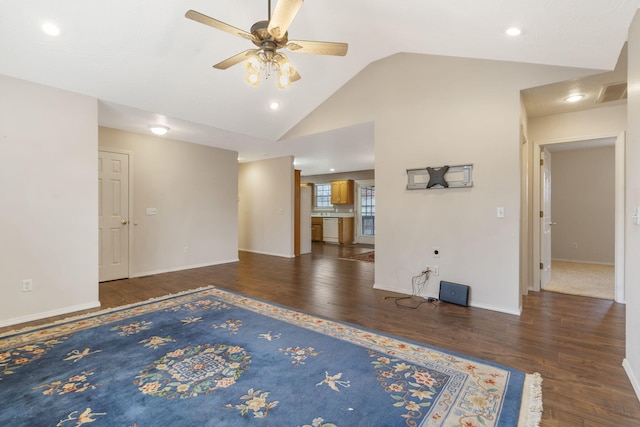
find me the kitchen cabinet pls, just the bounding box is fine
[338,217,354,244]
[330,180,354,205]
[311,217,323,242]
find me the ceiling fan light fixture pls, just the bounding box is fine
[245,70,261,87]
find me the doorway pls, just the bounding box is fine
[98,150,131,282]
[532,133,625,302]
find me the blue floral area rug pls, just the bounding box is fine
[0,287,542,426]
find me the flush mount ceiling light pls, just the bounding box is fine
[505,27,522,36]
[42,22,61,36]
[564,94,585,103]
[149,125,169,136]
[185,0,348,89]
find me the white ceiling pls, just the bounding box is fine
[1,0,638,175]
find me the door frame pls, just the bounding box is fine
[99,147,134,281]
[531,132,625,303]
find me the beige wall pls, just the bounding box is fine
[286,53,596,314]
[550,146,615,264]
[528,105,626,142]
[624,10,640,401]
[0,75,99,326]
[99,127,239,276]
[238,156,295,257]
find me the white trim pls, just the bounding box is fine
[372,284,522,316]
[551,258,614,266]
[0,301,101,329]
[531,132,625,304]
[623,358,640,402]
[131,259,240,278]
[237,248,295,258]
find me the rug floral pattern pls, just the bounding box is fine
[0,287,534,426]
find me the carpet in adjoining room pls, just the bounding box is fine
[0,286,542,426]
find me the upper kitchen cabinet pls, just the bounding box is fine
[330,180,354,205]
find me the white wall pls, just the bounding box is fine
[550,146,615,264]
[285,53,597,314]
[238,156,295,258]
[99,127,239,276]
[0,75,99,326]
[624,10,640,402]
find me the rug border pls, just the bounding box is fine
[518,372,543,427]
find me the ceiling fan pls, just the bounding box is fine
[185,0,348,88]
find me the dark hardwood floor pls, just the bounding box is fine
[2,243,639,426]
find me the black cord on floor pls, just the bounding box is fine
[384,295,439,309]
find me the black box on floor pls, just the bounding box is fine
[439,281,470,306]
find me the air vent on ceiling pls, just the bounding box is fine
[597,82,627,104]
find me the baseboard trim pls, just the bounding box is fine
[0,301,101,329]
[623,358,640,403]
[372,283,521,316]
[131,259,239,278]
[238,248,295,258]
[551,258,614,266]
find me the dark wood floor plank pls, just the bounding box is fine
[1,243,639,426]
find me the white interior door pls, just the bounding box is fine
[356,180,375,244]
[98,150,129,282]
[540,148,552,289]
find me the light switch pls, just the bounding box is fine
[497,207,505,218]
[146,207,157,215]
[633,207,640,225]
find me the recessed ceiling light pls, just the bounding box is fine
[329,168,335,172]
[269,101,280,110]
[42,22,61,37]
[564,94,585,103]
[148,124,169,135]
[505,27,522,37]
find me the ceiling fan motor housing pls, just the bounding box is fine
[251,20,288,50]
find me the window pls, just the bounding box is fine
[315,184,333,208]
[360,185,375,236]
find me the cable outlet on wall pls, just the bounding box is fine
[22,279,33,292]
[433,247,440,258]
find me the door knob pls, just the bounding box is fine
[121,219,128,225]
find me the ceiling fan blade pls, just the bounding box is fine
[286,40,348,56]
[185,10,255,42]
[213,49,258,70]
[268,0,304,40]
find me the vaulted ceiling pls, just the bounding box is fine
[1,0,637,174]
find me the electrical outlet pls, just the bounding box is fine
[432,266,439,276]
[22,279,32,292]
